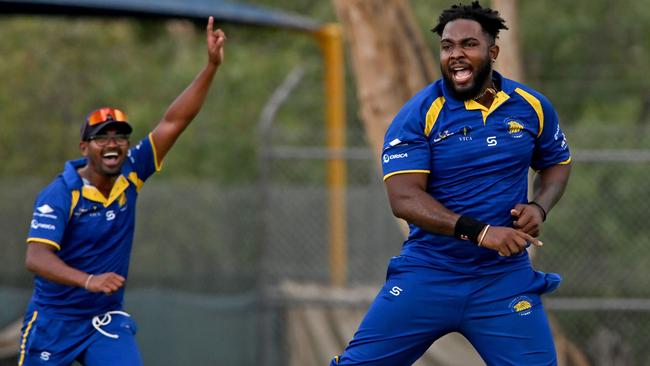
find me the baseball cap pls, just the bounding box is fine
[81,107,133,141]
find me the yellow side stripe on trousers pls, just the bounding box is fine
[18,311,38,366]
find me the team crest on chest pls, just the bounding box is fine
[457,125,473,142]
[504,117,525,139]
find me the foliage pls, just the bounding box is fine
[410,0,650,127]
[2,1,647,181]
[1,1,649,362]
[0,15,327,183]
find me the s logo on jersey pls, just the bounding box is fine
[40,351,51,361]
[389,286,403,296]
[106,210,116,221]
[486,136,497,146]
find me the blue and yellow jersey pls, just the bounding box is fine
[26,134,161,319]
[382,72,571,274]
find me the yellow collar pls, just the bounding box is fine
[81,175,129,207]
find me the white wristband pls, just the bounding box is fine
[477,225,491,247]
[84,274,94,290]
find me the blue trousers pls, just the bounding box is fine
[18,309,142,366]
[331,255,561,366]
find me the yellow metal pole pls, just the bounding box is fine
[313,24,347,287]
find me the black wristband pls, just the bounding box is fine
[454,215,487,244]
[528,201,547,221]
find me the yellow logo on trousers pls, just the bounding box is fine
[513,300,532,312]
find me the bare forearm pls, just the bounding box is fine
[531,164,572,214]
[386,174,461,236]
[151,63,219,161]
[386,173,539,253]
[163,62,218,126]
[26,246,88,288]
[397,194,459,235]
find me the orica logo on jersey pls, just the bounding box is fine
[31,220,56,231]
[509,296,533,316]
[382,153,408,164]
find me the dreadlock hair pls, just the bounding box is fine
[431,1,508,43]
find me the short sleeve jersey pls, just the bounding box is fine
[382,72,571,274]
[26,134,161,319]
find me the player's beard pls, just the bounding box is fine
[442,56,492,101]
[94,161,123,178]
[102,168,122,178]
[87,152,124,178]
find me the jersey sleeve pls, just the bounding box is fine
[127,133,162,184]
[531,98,572,171]
[381,99,432,180]
[26,182,70,250]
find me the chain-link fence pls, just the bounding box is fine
[1,120,649,365]
[256,121,650,366]
[538,128,650,366]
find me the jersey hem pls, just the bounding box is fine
[383,170,430,181]
[26,238,61,251]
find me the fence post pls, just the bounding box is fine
[314,24,347,288]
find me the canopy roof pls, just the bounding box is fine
[0,0,321,31]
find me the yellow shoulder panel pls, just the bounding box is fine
[515,88,544,137]
[425,97,445,137]
[69,189,80,219]
[128,172,144,193]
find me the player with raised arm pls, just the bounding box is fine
[18,17,225,366]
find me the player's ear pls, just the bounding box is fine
[79,141,89,157]
[489,44,499,63]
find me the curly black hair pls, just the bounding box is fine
[431,1,508,42]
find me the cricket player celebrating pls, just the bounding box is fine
[332,2,571,365]
[19,17,225,366]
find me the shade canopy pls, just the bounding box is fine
[0,0,321,31]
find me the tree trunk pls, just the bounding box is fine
[332,0,437,172]
[491,0,524,81]
[332,0,438,236]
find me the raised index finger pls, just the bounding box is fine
[207,16,214,34]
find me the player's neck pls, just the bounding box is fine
[473,81,497,108]
[77,166,119,197]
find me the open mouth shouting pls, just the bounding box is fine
[101,150,123,169]
[450,63,473,87]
